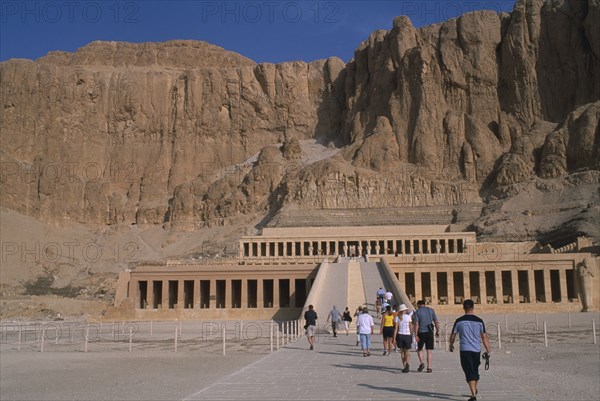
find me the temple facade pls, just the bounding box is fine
[108,226,598,320]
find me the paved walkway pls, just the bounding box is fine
[184,329,533,401]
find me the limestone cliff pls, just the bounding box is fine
[1,0,599,244]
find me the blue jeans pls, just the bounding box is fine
[359,333,371,350]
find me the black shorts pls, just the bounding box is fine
[460,351,481,382]
[417,331,434,350]
[396,334,412,350]
[382,326,395,339]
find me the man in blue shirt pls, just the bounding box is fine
[448,299,492,401]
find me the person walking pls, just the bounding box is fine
[356,306,374,357]
[327,305,341,337]
[392,304,399,353]
[394,304,413,372]
[304,304,318,350]
[380,305,395,356]
[376,287,385,303]
[448,299,492,401]
[413,300,440,373]
[342,306,352,335]
[354,306,363,346]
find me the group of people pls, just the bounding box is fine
[304,298,491,401]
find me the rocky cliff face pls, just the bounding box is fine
[1,0,599,243]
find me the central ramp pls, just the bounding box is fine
[302,257,412,326]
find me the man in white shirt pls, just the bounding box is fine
[356,306,375,357]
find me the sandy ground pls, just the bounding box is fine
[1,313,598,401]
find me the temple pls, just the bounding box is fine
[108,225,598,320]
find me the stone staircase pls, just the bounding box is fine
[360,260,391,312]
[303,257,400,329]
[347,259,367,312]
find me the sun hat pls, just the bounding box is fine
[398,304,409,312]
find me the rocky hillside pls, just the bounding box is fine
[1,0,599,246]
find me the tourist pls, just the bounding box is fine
[393,304,413,373]
[354,306,363,345]
[304,304,318,350]
[413,299,440,373]
[342,306,352,335]
[375,297,382,318]
[327,305,341,337]
[448,299,492,401]
[392,304,399,353]
[356,306,374,357]
[380,305,395,356]
[376,287,385,303]
[385,290,393,303]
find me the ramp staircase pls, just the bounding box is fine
[303,257,410,330]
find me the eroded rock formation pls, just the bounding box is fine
[1,0,599,243]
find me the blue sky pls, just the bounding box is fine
[1,1,516,63]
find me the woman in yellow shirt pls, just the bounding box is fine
[380,305,395,356]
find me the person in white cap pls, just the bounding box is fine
[394,304,413,373]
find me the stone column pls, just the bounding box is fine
[495,271,504,304]
[257,279,264,308]
[447,271,455,305]
[479,272,487,304]
[397,268,405,288]
[463,273,471,301]
[177,279,185,309]
[130,279,139,308]
[325,242,330,256]
[257,242,262,257]
[430,270,438,305]
[407,240,412,254]
[273,278,280,308]
[225,279,232,308]
[147,280,154,309]
[527,270,535,303]
[241,278,248,308]
[559,268,569,303]
[511,269,519,304]
[415,271,422,302]
[162,280,169,309]
[209,279,216,309]
[543,270,551,303]
[194,279,201,309]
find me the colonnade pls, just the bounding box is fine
[240,236,469,258]
[132,277,312,310]
[396,266,576,306]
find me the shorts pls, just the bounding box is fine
[417,331,434,350]
[382,326,395,339]
[396,334,412,349]
[305,325,316,337]
[460,351,481,382]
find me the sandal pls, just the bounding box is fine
[417,363,425,372]
[426,368,432,373]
